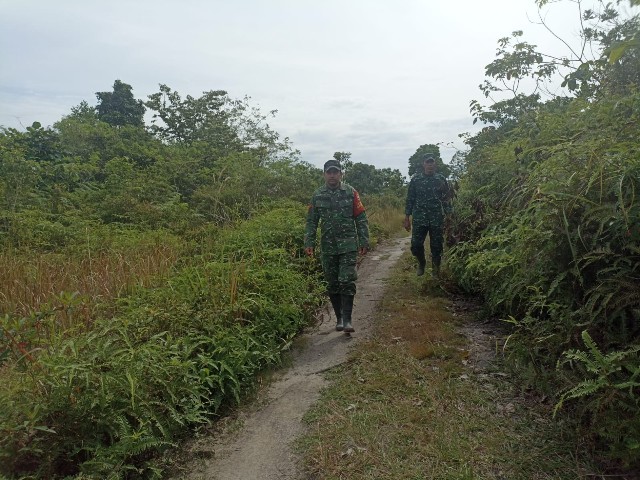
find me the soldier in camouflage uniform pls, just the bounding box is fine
[305,159,370,333]
[403,153,451,277]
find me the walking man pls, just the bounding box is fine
[305,159,370,332]
[403,153,451,277]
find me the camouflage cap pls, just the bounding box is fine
[324,159,342,172]
[423,154,435,163]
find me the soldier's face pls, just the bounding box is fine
[324,169,342,188]
[423,160,436,175]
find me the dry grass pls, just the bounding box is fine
[366,203,408,242]
[1,245,178,318]
[299,253,599,479]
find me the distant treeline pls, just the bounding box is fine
[0,80,406,252]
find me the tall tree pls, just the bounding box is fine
[0,132,43,212]
[145,85,238,148]
[96,80,145,127]
[377,167,405,191]
[346,163,380,194]
[469,0,640,127]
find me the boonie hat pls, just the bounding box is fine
[424,154,435,163]
[324,159,342,172]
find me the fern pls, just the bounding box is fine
[556,331,640,415]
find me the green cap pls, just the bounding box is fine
[324,159,342,172]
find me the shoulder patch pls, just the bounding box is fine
[352,190,365,217]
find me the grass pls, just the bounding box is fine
[366,201,408,243]
[0,205,326,478]
[0,242,180,368]
[0,243,179,319]
[298,252,600,479]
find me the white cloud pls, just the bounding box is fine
[0,0,623,175]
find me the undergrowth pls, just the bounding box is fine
[0,203,325,479]
[448,88,640,468]
[299,253,601,479]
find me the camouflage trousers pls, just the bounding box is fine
[411,220,444,263]
[321,251,358,296]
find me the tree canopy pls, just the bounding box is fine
[96,79,145,127]
[407,144,452,178]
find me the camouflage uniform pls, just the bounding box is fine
[304,182,369,296]
[405,171,451,270]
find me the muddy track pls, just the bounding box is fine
[176,236,410,480]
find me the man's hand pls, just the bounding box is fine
[403,216,411,232]
[304,247,314,257]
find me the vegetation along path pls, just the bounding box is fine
[171,234,610,479]
[173,236,410,480]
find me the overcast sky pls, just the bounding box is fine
[0,0,618,175]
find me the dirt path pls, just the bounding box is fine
[176,236,410,480]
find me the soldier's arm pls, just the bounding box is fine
[355,212,370,250]
[404,178,416,217]
[352,190,370,250]
[403,178,415,231]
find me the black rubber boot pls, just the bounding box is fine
[432,257,441,278]
[417,256,427,276]
[341,294,355,333]
[329,294,343,331]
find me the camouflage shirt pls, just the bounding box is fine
[304,182,370,255]
[404,172,451,226]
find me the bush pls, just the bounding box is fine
[0,204,324,479]
[449,90,640,466]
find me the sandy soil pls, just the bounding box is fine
[173,236,410,480]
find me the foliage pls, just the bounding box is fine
[449,0,640,468]
[344,162,405,196]
[473,0,637,111]
[361,194,407,246]
[0,205,324,479]
[145,84,239,149]
[0,79,366,478]
[555,331,640,464]
[0,80,321,251]
[96,80,146,128]
[1,121,62,163]
[145,84,295,163]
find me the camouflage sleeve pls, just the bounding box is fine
[404,177,415,216]
[348,188,369,248]
[355,211,370,249]
[304,196,319,248]
[442,178,453,214]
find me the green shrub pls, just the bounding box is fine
[449,88,640,466]
[0,204,324,478]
